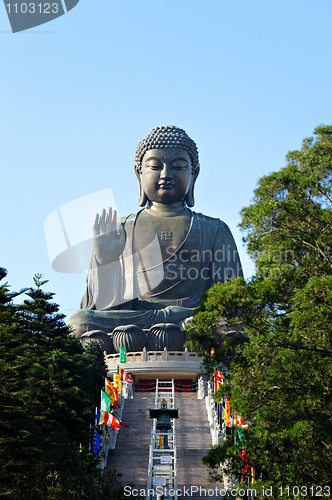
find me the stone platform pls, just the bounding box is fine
[105,347,203,380]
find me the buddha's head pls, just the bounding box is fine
[134,125,200,207]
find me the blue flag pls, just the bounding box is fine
[89,424,101,456]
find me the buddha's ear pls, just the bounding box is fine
[185,167,199,208]
[136,170,148,207]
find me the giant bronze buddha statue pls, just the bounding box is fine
[68,126,243,352]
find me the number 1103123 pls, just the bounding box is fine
[6,3,59,14]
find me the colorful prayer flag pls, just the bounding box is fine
[235,426,245,446]
[239,447,249,481]
[123,371,133,384]
[117,366,133,384]
[105,378,113,396]
[214,369,225,401]
[95,408,121,429]
[225,395,231,427]
[251,467,255,485]
[244,418,252,429]
[105,378,119,408]
[89,424,101,456]
[120,347,127,363]
[235,413,251,430]
[114,372,122,395]
[101,390,111,412]
[113,386,119,408]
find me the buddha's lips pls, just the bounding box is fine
[158,183,175,189]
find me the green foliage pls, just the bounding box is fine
[0,267,39,497]
[0,270,120,499]
[33,450,141,500]
[187,126,332,494]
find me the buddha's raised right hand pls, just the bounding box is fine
[92,208,125,266]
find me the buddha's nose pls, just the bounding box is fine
[160,163,173,179]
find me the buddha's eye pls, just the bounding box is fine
[172,164,187,170]
[146,162,162,170]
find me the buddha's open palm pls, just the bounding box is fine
[92,208,125,266]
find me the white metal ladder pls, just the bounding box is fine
[147,379,177,500]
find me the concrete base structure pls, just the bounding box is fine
[105,347,204,382]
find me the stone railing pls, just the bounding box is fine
[205,379,226,445]
[197,374,207,399]
[204,379,235,491]
[105,347,202,365]
[122,380,134,399]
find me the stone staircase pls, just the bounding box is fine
[176,393,214,489]
[105,392,224,498]
[106,394,155,486]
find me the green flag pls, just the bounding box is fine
[101,390,111,412]
[120,347,127,363]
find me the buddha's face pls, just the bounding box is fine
[140,148,192,206]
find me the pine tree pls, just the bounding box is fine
[19,274,108,497]
[0,271,110,499]
[0,268,41,497]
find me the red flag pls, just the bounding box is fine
[123,372,133,384]
[239,447,249,481]
[109,414,121,430]
[235,413,251,430]
[118,366,133,384]
[214,368,225,392]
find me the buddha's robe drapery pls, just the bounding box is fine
[69,210,243,334]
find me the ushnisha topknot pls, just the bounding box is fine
[134,125,200,176]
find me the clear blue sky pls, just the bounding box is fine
[1,0,332,317]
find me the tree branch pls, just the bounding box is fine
[275,340,332,357]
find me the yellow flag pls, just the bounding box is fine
[114,373,122,395]
[226,396,231,427]
[105,378,116,406]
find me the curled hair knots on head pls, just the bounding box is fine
[134,125,200,175]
